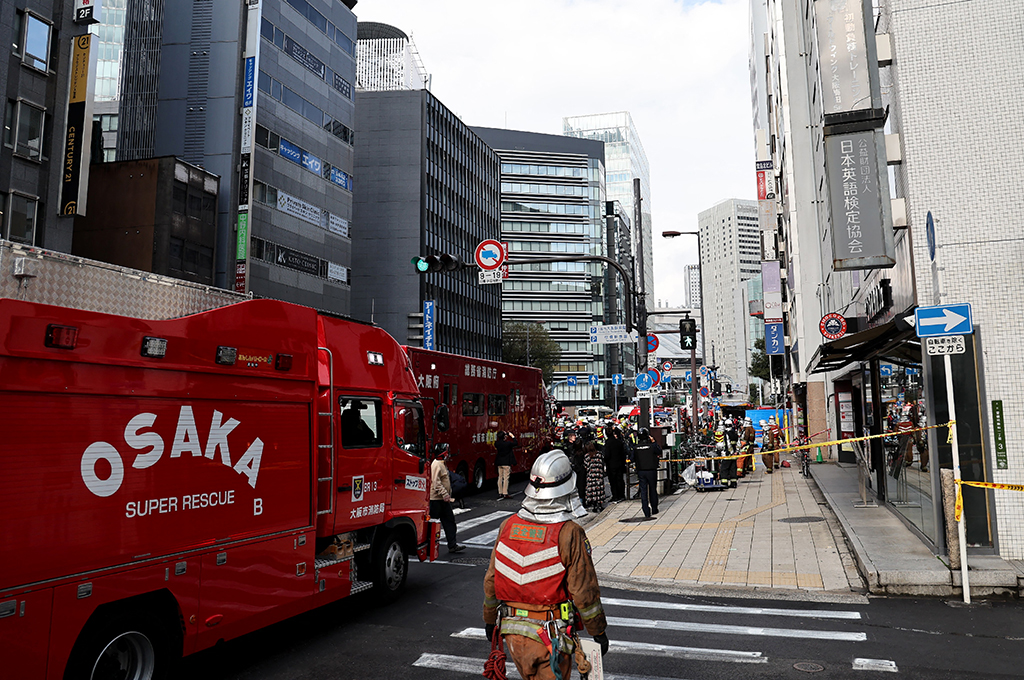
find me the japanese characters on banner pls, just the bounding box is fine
[814,0,872,116]
[761,260,783,324]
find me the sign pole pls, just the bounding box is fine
[945,353,969,604]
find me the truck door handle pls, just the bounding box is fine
[394,479,405,485]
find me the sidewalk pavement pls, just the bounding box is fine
[579,453,1024,601]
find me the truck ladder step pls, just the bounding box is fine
[314,553,353,569]
[350,580,374,595]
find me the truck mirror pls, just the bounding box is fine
[435,404,450,432]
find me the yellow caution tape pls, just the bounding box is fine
[954,479,1024,522]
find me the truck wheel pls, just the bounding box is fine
[371,531,408,603]
[65,613,174,680]
[473,461,486,491]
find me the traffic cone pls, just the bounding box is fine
[816,447,823,463]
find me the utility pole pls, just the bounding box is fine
[634,178,650,431]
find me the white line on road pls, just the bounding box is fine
[853,658,899,672]
[422,560,476,567]
[413,653,694,680]
[452,628,766,664]
[463,527,500,546]
[457,511,513,531]
[607,615,867,642]
[603,596,862,620]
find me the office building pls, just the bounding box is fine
[118,0,358,310]
[697,198,761,395]
[89,0,127,162]
[471,127,607,406]
[351,88,501,360]
[355,22,430,91]
[563,112,654,314]
[684,264,702,309]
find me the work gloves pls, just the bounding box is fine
[485,623,496,641]
[593,632,609,656]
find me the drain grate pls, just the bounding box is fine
[794,662,825,673]
[779,516,826,524]
[449,556,490,566]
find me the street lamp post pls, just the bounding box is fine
[662,229,705,432]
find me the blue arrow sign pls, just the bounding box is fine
[660,372,672,383]
[915,303,973,337]
[683,370,692,382]
[879,364,893,377]
[634,373,654,391]
[588,375,599,387]
[612,373,623,385]
[906,368,920,376]
[566,376,578,387]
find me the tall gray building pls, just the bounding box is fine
[352,89,501,360]
[471,127,608,406]
[118,0,358,311]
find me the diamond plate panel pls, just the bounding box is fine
[0,241,246,319]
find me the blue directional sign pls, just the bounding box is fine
[683,370,692,382]
[566,376,578,387]
[915,303,973,338]
[588,374,599,387]
[660,372,672,383]
[879,364,893,377]
[906,368,920,376]
[634,373,654,391]
[765,322,785,355]
[611,373,623,385]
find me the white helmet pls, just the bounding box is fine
[525,450,576,500]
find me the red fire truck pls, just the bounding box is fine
[404,347,556,492]
[0,244,437,680]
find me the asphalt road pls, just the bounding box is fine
[179,482,1024,680]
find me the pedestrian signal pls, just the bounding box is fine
[679,318,697,349]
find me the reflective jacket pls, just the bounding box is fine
[493,518,571,605]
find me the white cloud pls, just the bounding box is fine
[356,0,756,306]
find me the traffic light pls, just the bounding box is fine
[411,254,462,273]
[679,318,697,351]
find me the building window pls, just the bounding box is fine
[6,193,38,245]
[172,181,187,214]
[20,13,52,72]
[5,100,45,160]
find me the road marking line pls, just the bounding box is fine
[413,652,694,680]
[457,510,513,531]
[451,628,766,664]
[606,615,867,642]
[464,527,500,546]
[603,596,862,620]
[422,560,476,567]
[853,658,898,672]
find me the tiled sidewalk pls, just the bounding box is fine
[584,465,864,594]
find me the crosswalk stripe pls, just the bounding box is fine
[451,628,766,664]
[607,615,867,642]
[413,652,693,680]
[457,510,513,531]
[464,527,500,546]
[853,658,898,672]
[603,596,862,620]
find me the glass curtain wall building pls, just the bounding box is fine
[471,128,607,406]
[563,112,653,314]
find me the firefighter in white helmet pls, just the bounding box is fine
[482,450,609,680]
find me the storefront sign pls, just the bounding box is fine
[238,154,251,209]
[993,400,1006,469]
[284,35,326,79]
[279,138,302,164]
[761,260,783,323]
[423,300,435,350]
[327,262,348,284]
[242,56,256,107]
[74,0,103,24]
[277,191,323,227]
[765,322,785,355]
[328,213,349,238]
[864,278,893,321]
[825,130,895,270]
[814,0,872,116]
[60,36,95,216]
[236,213,248,259]
[275,245,319,277]
[819,313,847,340]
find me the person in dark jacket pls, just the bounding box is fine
[603,426,627,501]
[631,428,661,518]
[495,431,519,499]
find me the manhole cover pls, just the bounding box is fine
[779,516,826,524]
[794,662,825,673]
[449,556,489,566]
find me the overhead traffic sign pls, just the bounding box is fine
[566,376,578,387]
[915,303,973,337]
[879,364,893,377]
[647,334,659,352]
[588,374,599,387]
[634,373,654,391]
[474,239,505,270]
[589,324,631,344]
[660,372,672,384]
[611,373,623,385]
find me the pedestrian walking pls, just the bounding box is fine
[603,426,627,501]
[429,444,465,553]
[495,431,519,499]
[631,428,661,518]
[482,450,609,680]
[584,441,606,511]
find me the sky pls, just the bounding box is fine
[356,0,757,307]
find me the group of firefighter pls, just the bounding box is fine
[702,414,786,487]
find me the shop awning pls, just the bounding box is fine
[807,314,920,374]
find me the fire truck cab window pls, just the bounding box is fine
[394,401,425,456]
[488,394,508,416]
[462,392,484,416]
[339,397,381,448]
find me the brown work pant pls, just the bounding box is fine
[738,447,755,475]
[506,634,573,680]
[762,448,778,472]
